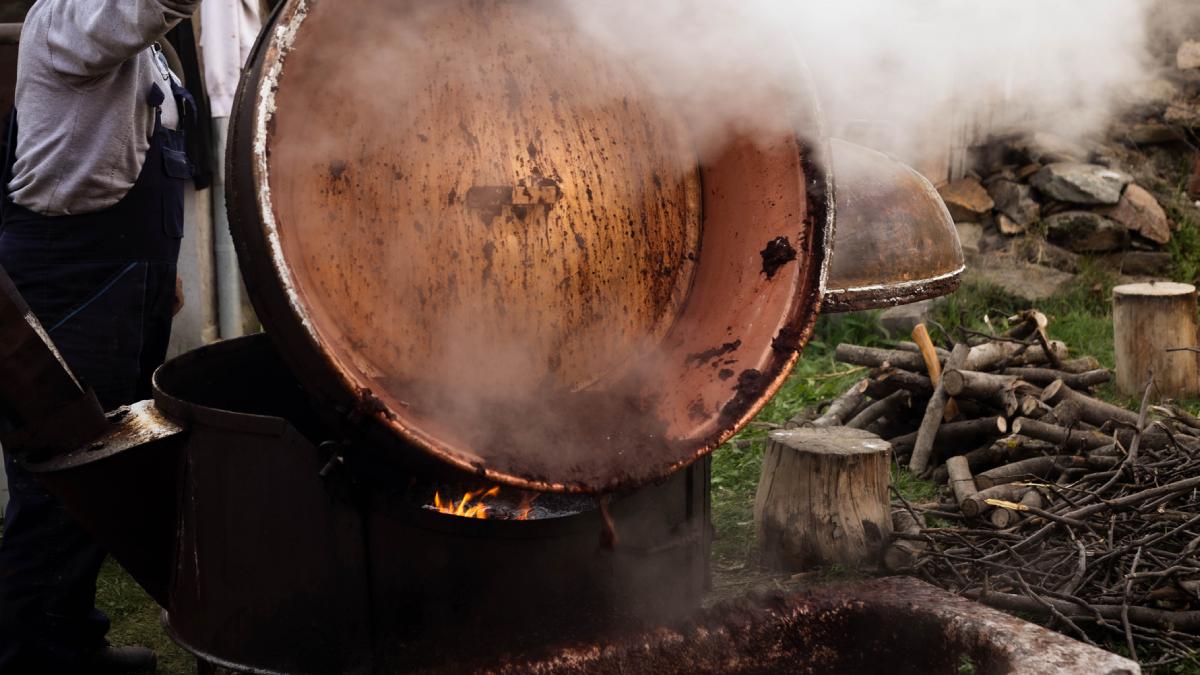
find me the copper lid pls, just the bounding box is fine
[228,0,831,492]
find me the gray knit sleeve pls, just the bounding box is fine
[45,0,201,81]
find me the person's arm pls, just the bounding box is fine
[44,0,201,81]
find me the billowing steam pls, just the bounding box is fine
[562,0,1168,170]
[269,0,1195,492]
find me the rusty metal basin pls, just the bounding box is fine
[448,577,1140,675]
[228,0,832,493]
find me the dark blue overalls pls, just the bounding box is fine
[0,58,194,673]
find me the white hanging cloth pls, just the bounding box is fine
[199,0,262,118]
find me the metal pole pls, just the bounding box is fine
[0,24,21,46]
[211,116,248,338]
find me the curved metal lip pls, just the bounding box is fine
[150,336,296,438]
[821,265,964,313]
[244,0,835,495]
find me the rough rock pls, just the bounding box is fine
[879,299,938,336]
[964,260,1073,303]
[1099,184,1171,245]
[1016,164,1042,181]
[1112,123,1186,146]
[938,178,995,223]
[995,214,1026,236]
[1179,40,1200,70]
[1024,132,1089,164]
[985,178,1041,228]
[1031,163,1132,206]
[1044,211,1129,252]
[978,229,1008,255]
[1010,238,1080,274]
[1120,78,1181,112]
[955,222,983,259]
[1165,101,1200,128]
[1103,251,1173,277]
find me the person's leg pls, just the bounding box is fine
[0,453,108,674]
[137,261,178,399]
[0,260,149,672]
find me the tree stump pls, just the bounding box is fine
[754,427,892,570]
[1112,282,1200,399]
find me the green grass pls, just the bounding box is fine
[97,560,191,674]
[933,257,1118,366]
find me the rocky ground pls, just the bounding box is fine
[883,31,1200,335]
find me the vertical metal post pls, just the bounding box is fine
[211,116,255,338]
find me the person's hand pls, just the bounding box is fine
[173,275,185,316]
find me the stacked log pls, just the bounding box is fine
[811,311,1200,666]
[831,312,1089,490]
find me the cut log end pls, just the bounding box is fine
[755,428,893,571]
[1112,282,1200,400]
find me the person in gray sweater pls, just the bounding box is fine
[0,1,201,672]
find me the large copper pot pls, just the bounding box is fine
[226,0,961,493]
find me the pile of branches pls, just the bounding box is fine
[813,310,1200,668]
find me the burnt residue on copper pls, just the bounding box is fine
[771,324,808,353]
[685,339,742,368]
[718,368,767,426]
[759,235,798,279]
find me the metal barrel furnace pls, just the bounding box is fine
[0,1,969,673]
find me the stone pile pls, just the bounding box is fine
[934,32,1200,303]
[944,142,1174,279]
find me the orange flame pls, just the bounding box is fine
[515,492,537,520]
[430,486,540,520]
[433,486,500,519]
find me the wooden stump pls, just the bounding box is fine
[1112,282,1200,399]
[754,427,892,570]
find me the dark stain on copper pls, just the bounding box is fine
[685,340,741,368]
[329,161,348,181]
[466,186,513,224]
[481,241,496,282]
[458,119,480,150]
[718,369,735,381]
[760,236,797,279]
[771,324,807,353]
[719,369,766,425]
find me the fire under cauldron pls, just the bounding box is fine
[0,1,1070,673]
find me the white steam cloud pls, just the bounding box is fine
[562,0,1162,173]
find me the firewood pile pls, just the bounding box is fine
[809,310,1200,667]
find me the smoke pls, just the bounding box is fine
[560,0,1161,171]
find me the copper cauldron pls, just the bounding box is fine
[223,0,961,494]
